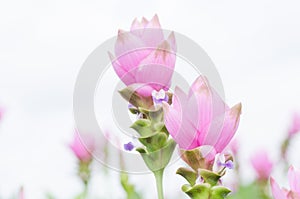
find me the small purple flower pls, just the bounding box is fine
[128,104,134,109]
[214,154,235,172]
[224,160,234,169]
[152,89,169,105]
[124,142,135,151]
[217,159,234,170]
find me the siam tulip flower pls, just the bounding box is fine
[109,14,177,97]
[250,150,273,181]
[227,139,239,156]
[163,75,242,153]
[69,131,95,163]
[271,166,300,199]
[0,106,5,121]
[288,113,300,137]
[19,187,24,199]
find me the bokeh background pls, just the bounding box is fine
[1,0,300,198]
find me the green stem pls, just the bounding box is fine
[154,169,165,199]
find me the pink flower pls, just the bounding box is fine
[19,187,24,199]
[109,14,176,97]
[250,150,273,180]
[163,75,242,152]
[288,113,300,137]
[69,131,95,163]
[0,107,5,121]
[228,139,239,156]
[271,166,300,199]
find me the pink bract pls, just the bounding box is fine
[109,15,177,97]
[251,150,273,180]
[69,131,95,163]
[271,166,300,199]
[163,75,242,152]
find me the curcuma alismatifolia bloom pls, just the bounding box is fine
[271,166,300,199]
[250,150,273,181]
[69,131,95,163]
[163,75,242,154]
[109,14,176,97]
[0,106,4,121]
[288,113,300,137]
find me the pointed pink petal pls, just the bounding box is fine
[164,88,199,150]
[141,17,149,27]
[288,166,300,194]
[146,14,161,29]
[208,103,242,153]
[167,32,177,52]
[130,18,145,39]
[108,52,135,85]
[289,113,300,136]
[187,76,227,146]
[135,41,176,91]
[140,15,164,47]
[271,178,287,199]
[130,15,164,47]
[162,102,181,139]
[130,18,143,30]
[115,30,149,71]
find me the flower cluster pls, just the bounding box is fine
[111,15,242,199]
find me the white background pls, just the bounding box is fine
[0,0,300,198]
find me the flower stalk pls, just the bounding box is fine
[154,169,165,199]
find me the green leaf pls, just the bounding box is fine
[182,183,211,199]
[176,167,198,186]
[120,172,142,199]
[199,169,221,186]
[228,183,271,199]
[45,193,56,199]
[137,139,176,172]
[210,186,231,199]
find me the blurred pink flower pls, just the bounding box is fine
[288,113,300,137]
[163,75,242,151]
[227,139,239,156]
[271,166,300,199]
[19,188,24,199]
[0,107,5,121]
[69,131,95,163]
[109,14,177,97]
[251,150,273,181]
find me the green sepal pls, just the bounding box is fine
[210,186,231,199]
[176,167,198,186]
[130,119,153,137]
[130,107,166,139]
[129,107,139,114]
[180,147,214,171]
[119,86,153,109]
[182,183,211,199]
[199,169,222,186]
[138,132,168,152]
[137,139,176,172]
